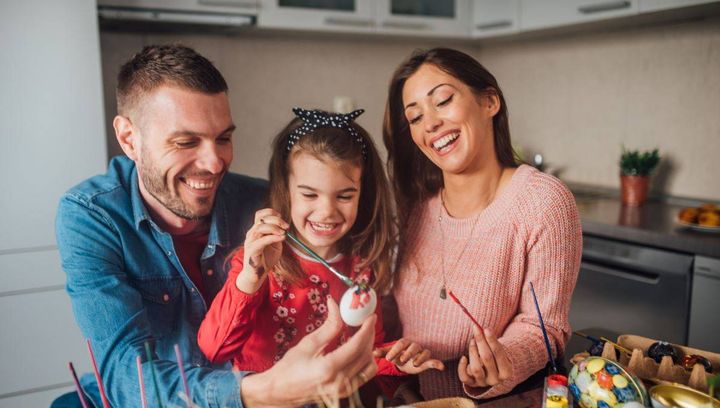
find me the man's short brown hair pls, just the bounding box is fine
[116,44,228,115]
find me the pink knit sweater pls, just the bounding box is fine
[393,165,582,400]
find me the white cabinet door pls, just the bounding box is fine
[258,0,377,33]
[520,0,638,31]
[472,0,520,38]
[639,0,718,12]
[376,0,471,37]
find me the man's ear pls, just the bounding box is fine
[114,115,139,160]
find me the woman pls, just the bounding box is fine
[383,48,582,400]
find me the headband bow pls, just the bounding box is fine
[286,107,367,159]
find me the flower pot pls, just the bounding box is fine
[620,175,650,206]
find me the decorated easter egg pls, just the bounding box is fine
[339,285,377,327]
[569,356,648,408]
[648,341,679,364]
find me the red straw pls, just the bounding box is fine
[86,339,111,408]
[174,344,192,407]
[68,362,90,408]
[136,356,147,408]
[447,290,484,332]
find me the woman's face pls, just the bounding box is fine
[402,63,499,175]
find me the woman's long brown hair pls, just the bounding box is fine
[383,48,519,230]
[267,114,396,293]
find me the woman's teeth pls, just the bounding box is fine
[432,132,459,151]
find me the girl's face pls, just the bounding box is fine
[402,63,499,175]
[288,151,361,259]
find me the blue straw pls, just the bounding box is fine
[530,282,558,373]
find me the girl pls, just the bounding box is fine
[198,108,443,384]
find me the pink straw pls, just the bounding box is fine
[68,362,90,408]
[86,339,111,408]
[136,356,147,408]
[174,344,191,407]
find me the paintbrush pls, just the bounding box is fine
[447,289,484,332]
[529,282,558,373]
[68,362,90,408]
[286,231,354,287]
[85,339,111,408]
[574,331,632,355]
[174,344,192,407]
[144,341,164,408]
[136,356,147,408]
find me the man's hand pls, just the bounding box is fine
[240,298,377,407]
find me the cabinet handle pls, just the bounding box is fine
[324,17,375,27]
[578,1,631,14]
[581,261,660,285]
[381,20,429,30]
[475,20,513,30]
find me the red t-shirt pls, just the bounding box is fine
[172,230,210,305]
[197,248,402,376]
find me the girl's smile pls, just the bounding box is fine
[288,151,361,259]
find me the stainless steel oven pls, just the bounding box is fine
[569,235,694,345]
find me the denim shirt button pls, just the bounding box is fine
[191,288,196,293]
[166,250,172,257]
[207,269,214,276]
[162,293,170,302]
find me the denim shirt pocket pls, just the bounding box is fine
[134,277,184,339]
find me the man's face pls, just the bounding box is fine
[131,86,234,222]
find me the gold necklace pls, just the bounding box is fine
[438,190,483,300]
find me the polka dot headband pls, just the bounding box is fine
[286,107,367,160]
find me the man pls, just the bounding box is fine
[55,44,376,408]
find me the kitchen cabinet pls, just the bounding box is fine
[1,0,106,405]
[688,256,720,352]
[258,0,377,33]
[639,0,719,12]
[99,0,259,14]
[520,0,639,31]
[375,0,471,37]
[472,0,520,38]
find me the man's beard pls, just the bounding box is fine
[138,158,217,221]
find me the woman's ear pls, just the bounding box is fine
[113,115,139,160]
[484,92,501,117]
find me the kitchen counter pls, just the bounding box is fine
[571,187,720,258]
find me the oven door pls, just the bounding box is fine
[569,235,693,345]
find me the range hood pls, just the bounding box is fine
[98,0,255,28]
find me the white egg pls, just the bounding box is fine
[339,285,377,327]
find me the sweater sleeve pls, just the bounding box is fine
[198,248,268,364]
[464,178,582,399]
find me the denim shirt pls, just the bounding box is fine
[55,156,267,408]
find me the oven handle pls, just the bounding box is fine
[581,261,660,285]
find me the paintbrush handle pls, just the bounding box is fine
[530,282,558,373]
[447,290,484,331]
[285,232,353,286]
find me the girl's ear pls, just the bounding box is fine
[114,115,140,160]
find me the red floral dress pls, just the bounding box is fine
[197,247,402,376]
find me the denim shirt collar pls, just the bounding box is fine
[129,167,230,251]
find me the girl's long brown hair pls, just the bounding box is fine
[267,113,395,293]
[383,48,519,230]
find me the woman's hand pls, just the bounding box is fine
[457,326,512,389]
[236,208,288,293]
[374,338,444,374]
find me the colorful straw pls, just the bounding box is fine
[286,231,354,287]
[144,341,164,408]
[136,356,147,408]
[85,339,111,408]
[447,290,484,331]
[529,282,558,373]
[68,362,90,408]
[174,344,192,407]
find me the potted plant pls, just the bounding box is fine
[619,147,660,206]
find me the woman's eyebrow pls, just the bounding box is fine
[404,83,455,110]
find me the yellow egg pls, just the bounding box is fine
[587,358,605,374]
[613,374,629,388]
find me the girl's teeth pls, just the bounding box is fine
[432,132,459,150]
[311,222,335,231]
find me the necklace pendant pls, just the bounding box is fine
[439,286,447,300]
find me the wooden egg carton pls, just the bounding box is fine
[612,335,719,393]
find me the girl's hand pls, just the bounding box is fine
[236,208,288,293]
[457,326,512,389]
[373,338,444,374]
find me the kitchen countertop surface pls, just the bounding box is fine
[570,186,720,258]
